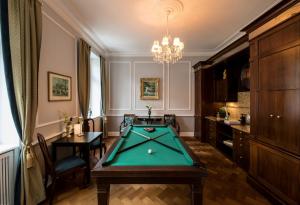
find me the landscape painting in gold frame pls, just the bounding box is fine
[140,78,160,100]
[48,72,72,101]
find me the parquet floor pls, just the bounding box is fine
[48,137,271,205]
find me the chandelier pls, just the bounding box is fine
[151,10,184,64]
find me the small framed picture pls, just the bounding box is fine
[140,78,160,100]
[48,72,72,101]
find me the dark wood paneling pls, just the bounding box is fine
[257,90,300,155]
[195,70,202,140]
[249,14,300,204]
[259,46,300,90]
[258,18,300,57]
[205,119,217,147]
[249,141,300,205]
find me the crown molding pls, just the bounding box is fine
[43,0,109,57]
[107,50,215,58]
[42,0,283,60]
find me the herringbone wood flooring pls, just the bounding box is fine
[47,137,271,205]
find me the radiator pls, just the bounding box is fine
[0,150,14,205]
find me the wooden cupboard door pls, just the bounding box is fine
[249,141,300,205]
[214,79,228,102]
[257,91,277,144]
[257,90,300,155]
[274,90,300,155]
[258,46,300,90]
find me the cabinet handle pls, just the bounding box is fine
[240,156,244,159]
[239,132,242,134]
[240,144,243,147]
[240,138,243,140]
[269,114,274,118]
[276,115,281,119]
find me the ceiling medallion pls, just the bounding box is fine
[151,0,184,64]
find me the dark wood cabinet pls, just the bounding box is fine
[249,141,300,205]
[213,63,237,102]
[194,70,202,140]
[233,129,250,171]
[258,46,300,90]
[214,79,229,102]
[257,90,300,155]
[212,49,249,102]
[205,118,217,147]
[249,14,300,204]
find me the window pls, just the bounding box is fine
[0,26,19,145]
[89,51,101,118]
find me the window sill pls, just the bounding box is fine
[0,144,19,155]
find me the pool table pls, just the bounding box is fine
[92,125,207,205]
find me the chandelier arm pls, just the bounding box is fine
[166,10,170,36]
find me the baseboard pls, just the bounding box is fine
[180,132,195,137]
[108,132,120,136]
[108,131,195,137]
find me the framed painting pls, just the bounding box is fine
[140,78,160,100]
[48,72,72,101]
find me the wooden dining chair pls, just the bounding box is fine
[83,118,107,158]
[119,114,136,134]
[37,133,88,205]
[164,114,180,134]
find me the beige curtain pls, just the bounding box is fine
[100,56,107,137]
[78,39,91,118]
[8,0,45,204]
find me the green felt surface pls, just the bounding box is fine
[103,125,194,166]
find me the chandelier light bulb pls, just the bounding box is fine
[151,10,184,64]
[162,36,169,46]
[173,37,180,46]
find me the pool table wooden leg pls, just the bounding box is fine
[97,183,110,205]
[191,184,203,205]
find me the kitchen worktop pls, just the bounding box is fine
[205,116,250,134]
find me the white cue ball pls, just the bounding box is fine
[148,149,152,154]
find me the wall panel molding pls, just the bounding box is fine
[167,61,192,111]
[107,58,195,117]
[133,61,165,111]
[108,61,132,111]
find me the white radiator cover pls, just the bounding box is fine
[0,149,15,205]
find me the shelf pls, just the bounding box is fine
[223,140,233,149]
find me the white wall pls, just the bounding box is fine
[107,56,201,116]
[34,4,103,143]
[107,56,204,134]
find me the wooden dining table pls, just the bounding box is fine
[52,132,103,183]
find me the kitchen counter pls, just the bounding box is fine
[231,125,250,134]
[205,116,250,134]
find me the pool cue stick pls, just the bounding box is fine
[117,132,169,154]
[131,130,182,154]
[131,130,150,139]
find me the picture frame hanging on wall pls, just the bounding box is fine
[140,78,160,100]
[48,72,72,101]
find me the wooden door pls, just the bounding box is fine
[257,91,276,144]
[257,90,300,155]
[273,90,300,155]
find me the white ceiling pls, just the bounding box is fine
[48,0,281,57]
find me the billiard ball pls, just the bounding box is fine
[148,149,152,154]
